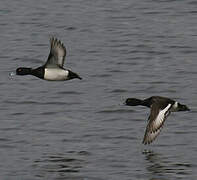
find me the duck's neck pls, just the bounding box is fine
[31,66,44,79]
[141,98,152,108]
[126,98,151,108]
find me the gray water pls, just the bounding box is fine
[0,0,197,179]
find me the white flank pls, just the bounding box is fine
[153,104,171,129]
[44,68,69,81]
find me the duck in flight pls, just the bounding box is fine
[16,37,82,81]
[125,96,190,145]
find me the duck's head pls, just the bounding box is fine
[68,70,82,80]
[16,67,32,75]
[125,98,142,106]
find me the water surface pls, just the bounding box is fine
[0,0,197,179]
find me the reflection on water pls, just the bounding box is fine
[142,149,192,180]
[33,151,89,179]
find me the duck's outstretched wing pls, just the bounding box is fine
[142,103,172,145]
[45,37,66,68]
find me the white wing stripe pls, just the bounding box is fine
[154,104,171,129]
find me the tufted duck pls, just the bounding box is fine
[125,96,190,145]
[16,37,82,81]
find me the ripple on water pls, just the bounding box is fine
[58,91,83,95]
[34,152,88,175]
[96,108,135,114]
[3,100,79,106]
[142,150,193,178]
[110,89,128,93]
[10,112,25,116]
[39,111,59,116]
[90,74,112,78]
[108,69,127,73]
